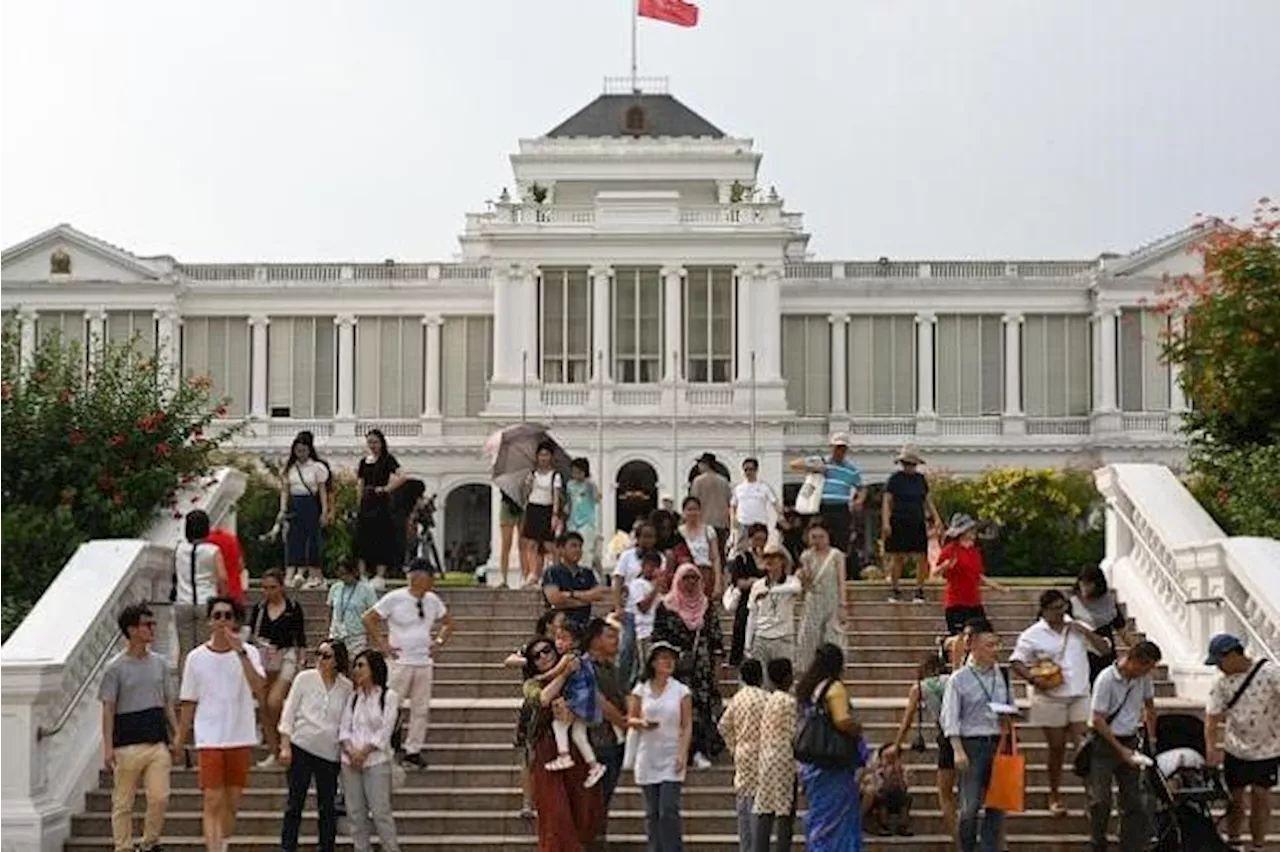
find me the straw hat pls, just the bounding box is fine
[761,540,793,568]
[896,445,925,466]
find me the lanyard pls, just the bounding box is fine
[969,665,1004,705]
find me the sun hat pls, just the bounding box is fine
[945,513,978,539]
[829,432,851,447]
[647,640,682,663]
[1204,633,1245,666]
[761,541,793,567]
[896,445,924,466]
[698,452,718,466]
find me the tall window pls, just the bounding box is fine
[106,311,157,356]
[356,316,422,418]
[1119,308,1170,412]
[613,266,662,383]
[442,316,493,417]
[684,266,733,382]
[35,311,88,352]
[847,315,915,415]
[781,315,831,414]
[267,316,335,418]
[540,267,591,383]
[936,314,1002,416]
[1023,314,1090,416]
[181,316,250,416]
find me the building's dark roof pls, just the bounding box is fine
[546,94,725,138]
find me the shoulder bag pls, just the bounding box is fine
[794,678,864,770]
[795,469,825,516]
[1072,680,1136,777]
[1028,626,1070,692]
[1226,659,1268,711]
[253,602,286,674]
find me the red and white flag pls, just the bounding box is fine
[638,0,699,28]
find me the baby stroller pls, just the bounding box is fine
[1146,713,1233,852]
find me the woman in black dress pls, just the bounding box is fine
[356,429,406,590]
[880,446,942,603]
[726,523,768,665]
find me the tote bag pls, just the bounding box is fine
[794,472,825,516]
[983,726,1026,812]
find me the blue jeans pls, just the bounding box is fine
[643,781,683,852]
[957,736,1004,852]
[735,793,756,850]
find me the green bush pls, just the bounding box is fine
[1184,444,1280,540]
[1,323,241,640]
[233,464,361,576]
[928,467,1104,577]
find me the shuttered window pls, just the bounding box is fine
[613,266,662,383]
[1023,314,1090,416]
[355,316,423,417]
[181,317,250,416]
[936,314,1002,416]
[847,315,915,416]
[35,311,88,354]
[442,316,494,417]
[684,266,734,383]
[106,311,157,356]
[540,267,591,383]
[266,317,335,419]
[781,315,831,415]
[1119,309,1170,412]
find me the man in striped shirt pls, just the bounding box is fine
[790,432,866,562]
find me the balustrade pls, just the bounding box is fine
[1122,412,1173,433]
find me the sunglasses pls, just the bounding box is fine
[211,610,236,622]
[533,646,555,659]
[416,599,425,620]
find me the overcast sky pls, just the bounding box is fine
[2,0,1276,262]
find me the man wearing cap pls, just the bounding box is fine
[1204,634,1280,852]
[362,560,453,769]
[790,433,866,564]
[689,452,733,564]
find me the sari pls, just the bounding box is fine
[799,761,863,851]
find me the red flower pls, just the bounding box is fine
[137,414,156,432]
[112,493,125,506]
[68,429,86,446]
[172,510,183,519]
[214,405,229,418]
[1216,489,1230,505]
[57,389,73,403]
[97,474,116,492]
[154,442,172,457]
[109,434,126,447]
[0,381,11,400]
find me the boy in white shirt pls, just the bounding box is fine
[626,550,666,683]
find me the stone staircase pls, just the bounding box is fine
[65,581,1269,851]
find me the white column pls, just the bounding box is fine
[491,266,516,382]
[1002,312,1023,416]
[18,307,37,372]
[422,315,442,418]
[85,308,107,365]
[736,266,755,382]
[662,266,684,381]
[1169,311,1187,413]
[154,309,181,394]
[915,312,935,417]
[1096,308,1119,412]
[248,315,269,418]
[519,265,538,382]
[335,314,356,419]
[590,265,612,382]
[830,313,848,413]
[758,267,783,380]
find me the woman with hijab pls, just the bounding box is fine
[652,563,725,769]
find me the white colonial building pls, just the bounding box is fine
[1,82,1196,564]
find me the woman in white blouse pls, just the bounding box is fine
[339,649,402,852]
[519,441,564,588]
[628,641,693,852]
[172,509,228,668]
[279,639,352,852]
[278,432,332,590]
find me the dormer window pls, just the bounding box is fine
[624,105,646,135]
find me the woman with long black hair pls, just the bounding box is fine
[796,642,865,851]
[279,431,332,590]
[338,649,401,852]
[356,429,406,590]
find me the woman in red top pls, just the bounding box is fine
[935,513,1005,637]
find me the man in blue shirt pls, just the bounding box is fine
[790,432,866,562]
[543,532,610,631]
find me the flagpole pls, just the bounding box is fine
[630,0,639,93]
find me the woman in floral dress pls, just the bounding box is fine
[652,563,725,767]
[796,520,848,668]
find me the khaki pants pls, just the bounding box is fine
[112,742,171,852]
[388,662,434,755]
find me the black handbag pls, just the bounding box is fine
[1073,681,1136,777]
[794,679,864,770]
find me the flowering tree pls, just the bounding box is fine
[1,323,242,638]
[1157,198,1280,537]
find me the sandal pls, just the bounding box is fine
[1048,800,1069,818]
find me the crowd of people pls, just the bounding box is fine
[102,429,1280,852]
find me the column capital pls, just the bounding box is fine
[914,311,936,324]
[334,314,357,328]
[248,314,271,327]
[734,264,759,278]
[760,264,784,281]
[508,263,536,279]
[1002,311,1024,324]
[152,307,180,321]
[588,265,613,279]
[420,314,443,328]
[1092,306,1122,321]
[84,307,108,322]
[828,313,849,325]
[660,265,685,279]
[17,305,38,321]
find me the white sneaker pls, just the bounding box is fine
[583,762,607,788]
[256,754,278,769]
[692,752,712,770]
[288,569,305,589]
[303,576,325,590]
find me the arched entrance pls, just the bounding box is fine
[615,460,658,533]
[443,484,492,573]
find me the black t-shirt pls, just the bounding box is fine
[541,563,598,630]
[249,597,307,649]
[886,470,928,526]
[358,454,400,513]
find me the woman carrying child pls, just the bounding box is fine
[543,623,608,789]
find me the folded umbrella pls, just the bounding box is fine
[486,423,573,507]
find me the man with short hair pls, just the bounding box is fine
[1086,640,1162,852]
[363,559,452,770]
[940,622,1015,852]
[790,433,866,560]
[1204,634,1279,852]
[689,452,733,563]
[173,597,266,852]
[101,603,181,852]
[545,532,610,632]
[730,457,782,551]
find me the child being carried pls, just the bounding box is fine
[545,622,607,789]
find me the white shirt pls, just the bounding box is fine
[1010,617,1092,699]
[278,669,353,762]
[173,541,220,606]
[372,588,447,667]
[732,480,778,527]
[746,575,802,642]
[628,577,657,639]
[679,524,717,567]
[338,686,401,768]
[631,678,690,786]
[1207,660,1280,761]
[179,643,265,749]
[613,547,644,587]
[287,460,330,497]
[528,470,562,506]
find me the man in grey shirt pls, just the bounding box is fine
[100,603,181,852]
[1086,640,1161,852]
[940,622,1015,852]
[689,453,732,560]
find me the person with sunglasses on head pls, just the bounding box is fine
[278,640,352,852]
[362,559,452,770]
[328,561,379,655]
[100,603,182,852]
[340,650,402,852]
[173,597,266,852]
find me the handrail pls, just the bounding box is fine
[36,633,123,741]
[1107,498,1277,663]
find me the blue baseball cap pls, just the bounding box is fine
[1204,634,1244,666]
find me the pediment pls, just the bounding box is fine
[1,224,163,284]
[1104,224,1213,280]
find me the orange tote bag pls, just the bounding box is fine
[983,726,1026,813]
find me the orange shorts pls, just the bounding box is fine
[197,746,252,789]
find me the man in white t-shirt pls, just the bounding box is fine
[362,560,453,769]
[729,457,781,551]
[173,596,266,852]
